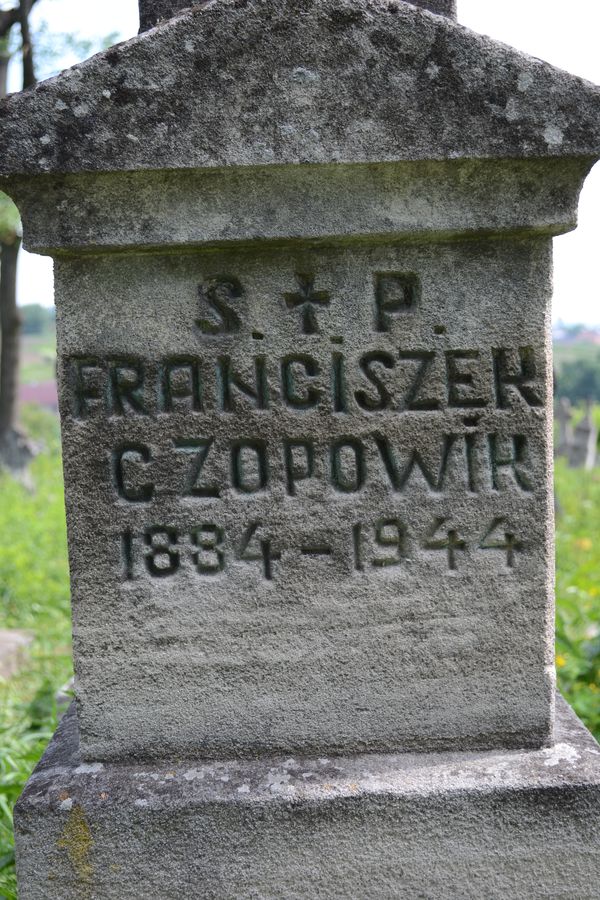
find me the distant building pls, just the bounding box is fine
[553,323,600,344]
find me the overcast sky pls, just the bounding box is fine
[10,0,600,325]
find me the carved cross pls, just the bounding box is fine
[284,274,331,334]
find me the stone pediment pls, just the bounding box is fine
[1,0,600,177]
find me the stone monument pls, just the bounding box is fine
[3,1,600,896]
[569,402,598,470]
[138,0,195,30]
[555,396,574,459]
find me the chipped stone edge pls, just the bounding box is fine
[15,695,600,814]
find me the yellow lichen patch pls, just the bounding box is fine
[57,804,94,892]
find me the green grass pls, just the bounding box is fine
[0,407,599,897]
[0,406,71,900]
[555,458,600,738]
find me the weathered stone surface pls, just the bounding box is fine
[7,157,593,255]
[8,1,600,894]
[1,0,598,765]
[138,0,198,32]
[1,0,599,178]
[138,0,458,33]
[1,0,596,763]
[410,0,456,18]
[14,697,600,899]
[56,233,556,760]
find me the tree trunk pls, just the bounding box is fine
[0,235,21,436]
[0,3,38,466]
[0,47,22,457]
[0,3,37,467]
[18,0,35,88]
[0,53,8,94]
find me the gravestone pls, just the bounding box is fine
[137,0,458,32]
[0,629,32,679]
[555,396,574,458]
[3,1,600,896]
[569,402,598,470]
[138,0,195,31]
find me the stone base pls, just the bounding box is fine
[15,697,600,900]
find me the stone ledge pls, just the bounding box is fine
[14,696,600,899]
[10,157,592,255]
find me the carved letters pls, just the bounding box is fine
[67,270,546,584]
[68,345,542,419]
[120,516,524,582]
[111,432,536,501]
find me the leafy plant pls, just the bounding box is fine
[0,194,19,243]
[555,458,600,737]
[0,406,71,900]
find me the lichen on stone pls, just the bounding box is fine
[57,804,94,892]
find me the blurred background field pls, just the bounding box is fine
[0,405,71,900]
[0,323,599,899]
[555,459,600,736]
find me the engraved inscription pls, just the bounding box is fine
[67,266,546,591]
[122,521,281,582]
[493,347,544,409]
[196,276,243,335]
[375,273,420,332]
[108,432,536,501]
[284,274,331,334]
[422,518,467,571]
[120,518,525,582]
[174,439,220,498]
[479,517,524,567]
[113,444,154,502]
[161,358,203,413]
[67,346,543,419]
